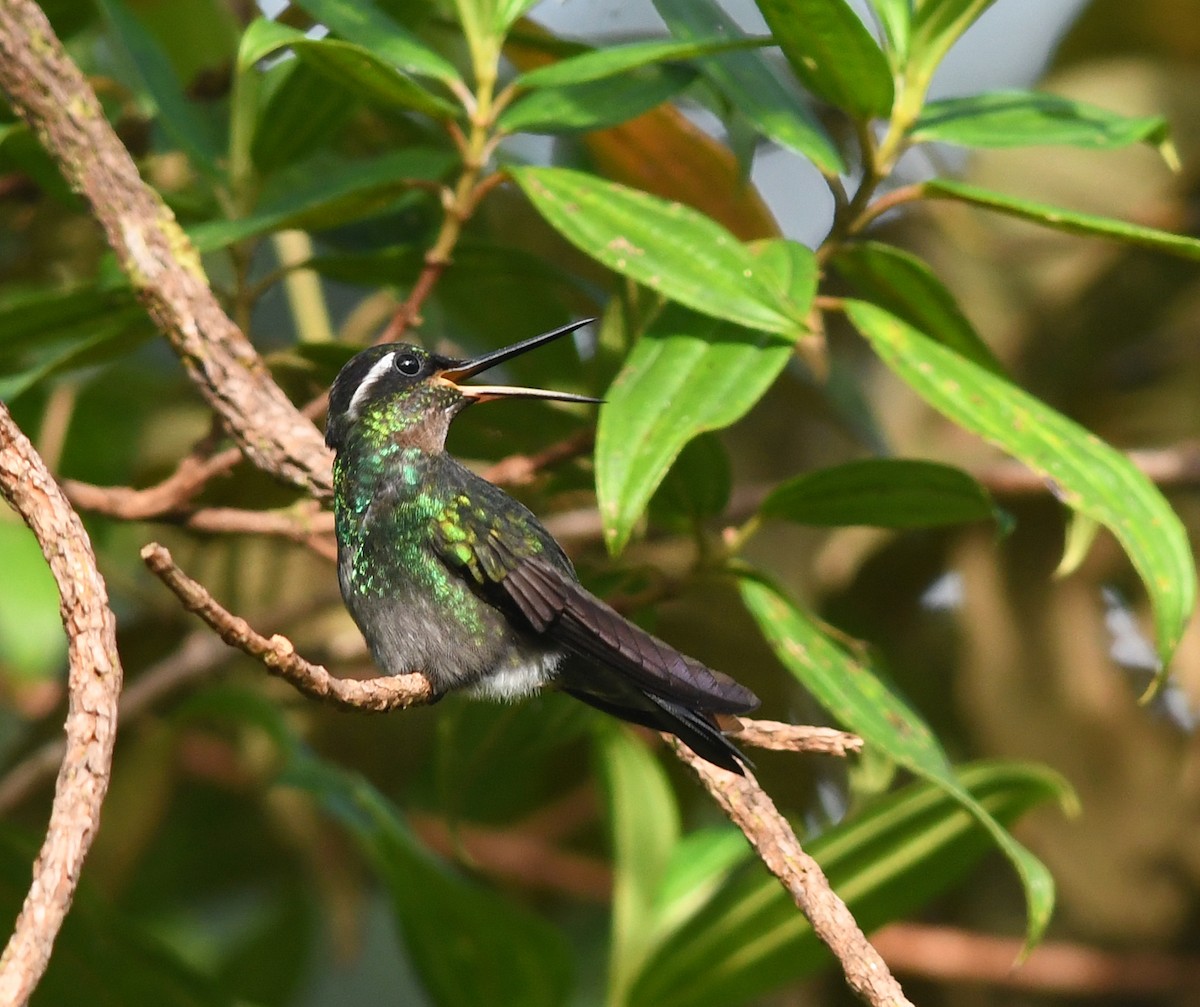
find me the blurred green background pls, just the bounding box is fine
[2,1,1199,1004]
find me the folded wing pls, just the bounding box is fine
[431,487,758,772]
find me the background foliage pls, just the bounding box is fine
[1,0,1198,1004]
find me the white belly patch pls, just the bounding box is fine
[467,652,562,701]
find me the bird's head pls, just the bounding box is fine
[325,319,598,453]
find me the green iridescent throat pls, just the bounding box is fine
[333,386,490,634]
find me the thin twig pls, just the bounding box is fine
[480,428,594,486]
[172,504,337,561]
[66,474,338,561]
[143,541,900,1007]
[141,543,432,711]
[68,430,594,561]
[850,183,925,235]
[673,742,915,1007]
[0,632,228,815]
[376,257,449,344]
[0,405,124,1007]
[62,446,243,520]
[411,813,612,902]
[727,719,863,756]
[873,921,1200,994]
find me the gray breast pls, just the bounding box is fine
[339,551,561,697]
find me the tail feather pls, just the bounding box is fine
[463,547,758,773]
[560,666,750,775]
[507,559,760,715]
[645,692,750,775]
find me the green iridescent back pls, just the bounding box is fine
[333,385,568,638]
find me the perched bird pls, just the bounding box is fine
[325,320,759,772]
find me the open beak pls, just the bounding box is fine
[437,319,602,404]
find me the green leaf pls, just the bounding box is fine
[651,827,751,945]
[282,752,573,1007]
[1056,511,1101,579]
[0,837,228,1006]
[628,761,1071,1007]
[237,15,300,69]
[242,21,459,119]
[250,58,353,173]
[909,0,997,84]
[913,90,1172,155]
[845,300,1196,681]
[653,0,845,173]
[739,574,1057,949]
[596,301,803,553]
[599,726,682,1005]
[494,0,539,34]
[649,433,733,526]
[0,284,149,399]
[293,38,459,118]
[924,179,1200,260]
[753,0,894,119]
[98,0,223,176]
[517,37,768,88]
[431,693,593,825]
[0,125,80,208]
[454,0,500,71]
[868,0,912,64]
[0,316,149,401]
[500,65,696,134]
[0,521,67,678]
[0,281,133,347]
[589,239,811,552]
[189,148,451,251]
[761,458,996,528]
[511,167,810,336]
[830,241,1004,375]
[290,0,461,82]
[741,575,949,774]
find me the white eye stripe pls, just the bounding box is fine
[347,352,397,420]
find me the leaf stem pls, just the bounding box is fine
[722,513,763,557]
[376,17,510,343]
[852,183,926,232]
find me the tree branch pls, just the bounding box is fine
[61,446,243,520]
[142,541,899,1007]
[411,812,612,902]
[0,405,124,1007]
[873,922,1200,994]
[0,0,332,498]
[480,428,594,487]
[0,588,346,817]
[141,543,432,711]
[0,632,227,816]
[376,257,448,344]
[673,743,914,1007]
[167,505,337,562]
[727,719,863,756]
[66,429,597,562]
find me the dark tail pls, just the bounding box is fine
[492,557,757,772]
[560,670,750,775]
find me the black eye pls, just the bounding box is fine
[394,353,421,376]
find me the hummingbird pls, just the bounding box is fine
[325,319,759,773]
